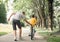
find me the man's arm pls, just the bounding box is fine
[24,19,32,26]
[8,13,15,21]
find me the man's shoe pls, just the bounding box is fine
[14,39,17,41]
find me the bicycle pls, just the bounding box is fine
[31,26,36,40]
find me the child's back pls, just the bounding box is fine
[29,15,37,26]
[29,18,37,26]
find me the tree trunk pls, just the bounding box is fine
[48,0,54,30]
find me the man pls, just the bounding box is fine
[8,11,31,41]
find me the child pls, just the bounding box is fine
[28,15,37,40]
[29,15,37,27]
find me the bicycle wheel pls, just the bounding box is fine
[31,27,34,40]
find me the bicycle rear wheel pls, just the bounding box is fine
[31,27,34,40]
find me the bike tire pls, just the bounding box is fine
[31,28,34,40]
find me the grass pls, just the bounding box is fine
[0,32,8,36]
[38,31,60,42]
[47,36,60,42]
[35,27,60,42]
[38,32,50,36]
[35,28,52,36]
[0,24,13,36]
[35,27,59,36]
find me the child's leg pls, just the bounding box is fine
[33,29,36,33]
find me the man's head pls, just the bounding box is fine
[22,11,25,15]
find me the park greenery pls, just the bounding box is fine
[0,0,7,23]
[0,0,60,30]
[0,0,60,42]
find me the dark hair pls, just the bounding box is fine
[31,15,35,17]
[31,15,37,19]
[22,11,25,14]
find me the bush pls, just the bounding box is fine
[20,22,25,27]
[0,2,7,23]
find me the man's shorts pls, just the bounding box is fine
[12,19,21,30]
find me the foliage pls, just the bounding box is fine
[20,22,25,27]
[1,0,60,29]
[54,1,60,7]
[0,1,7,23]
[12,0,34,18]
[53,0,60,29]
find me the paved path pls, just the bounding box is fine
[0,27,47,42]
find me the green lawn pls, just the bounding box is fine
[0,32,8,36]
[0,24,13,36]
[47,37,60,42]
[35,27,60,42]
[38,32,60,42]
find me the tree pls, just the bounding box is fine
[0,1,7,23]
[48,0,54,30]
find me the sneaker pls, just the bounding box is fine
[14,37,17,41]
[14,39,17,41]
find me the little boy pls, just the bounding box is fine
[28,15,37,40]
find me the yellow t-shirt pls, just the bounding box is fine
[29,18,37,26]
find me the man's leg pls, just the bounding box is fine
[12,20,17,41]
[13,27,17,41]
[19,28,22,38]
[13,30,17,41]
[16,20,22,39]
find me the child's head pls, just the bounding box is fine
[31,15,37,19]
[31,15,35,18]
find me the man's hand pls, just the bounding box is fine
[8,12,15,21]
[8,18,10,21]
[24,19,32,26]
